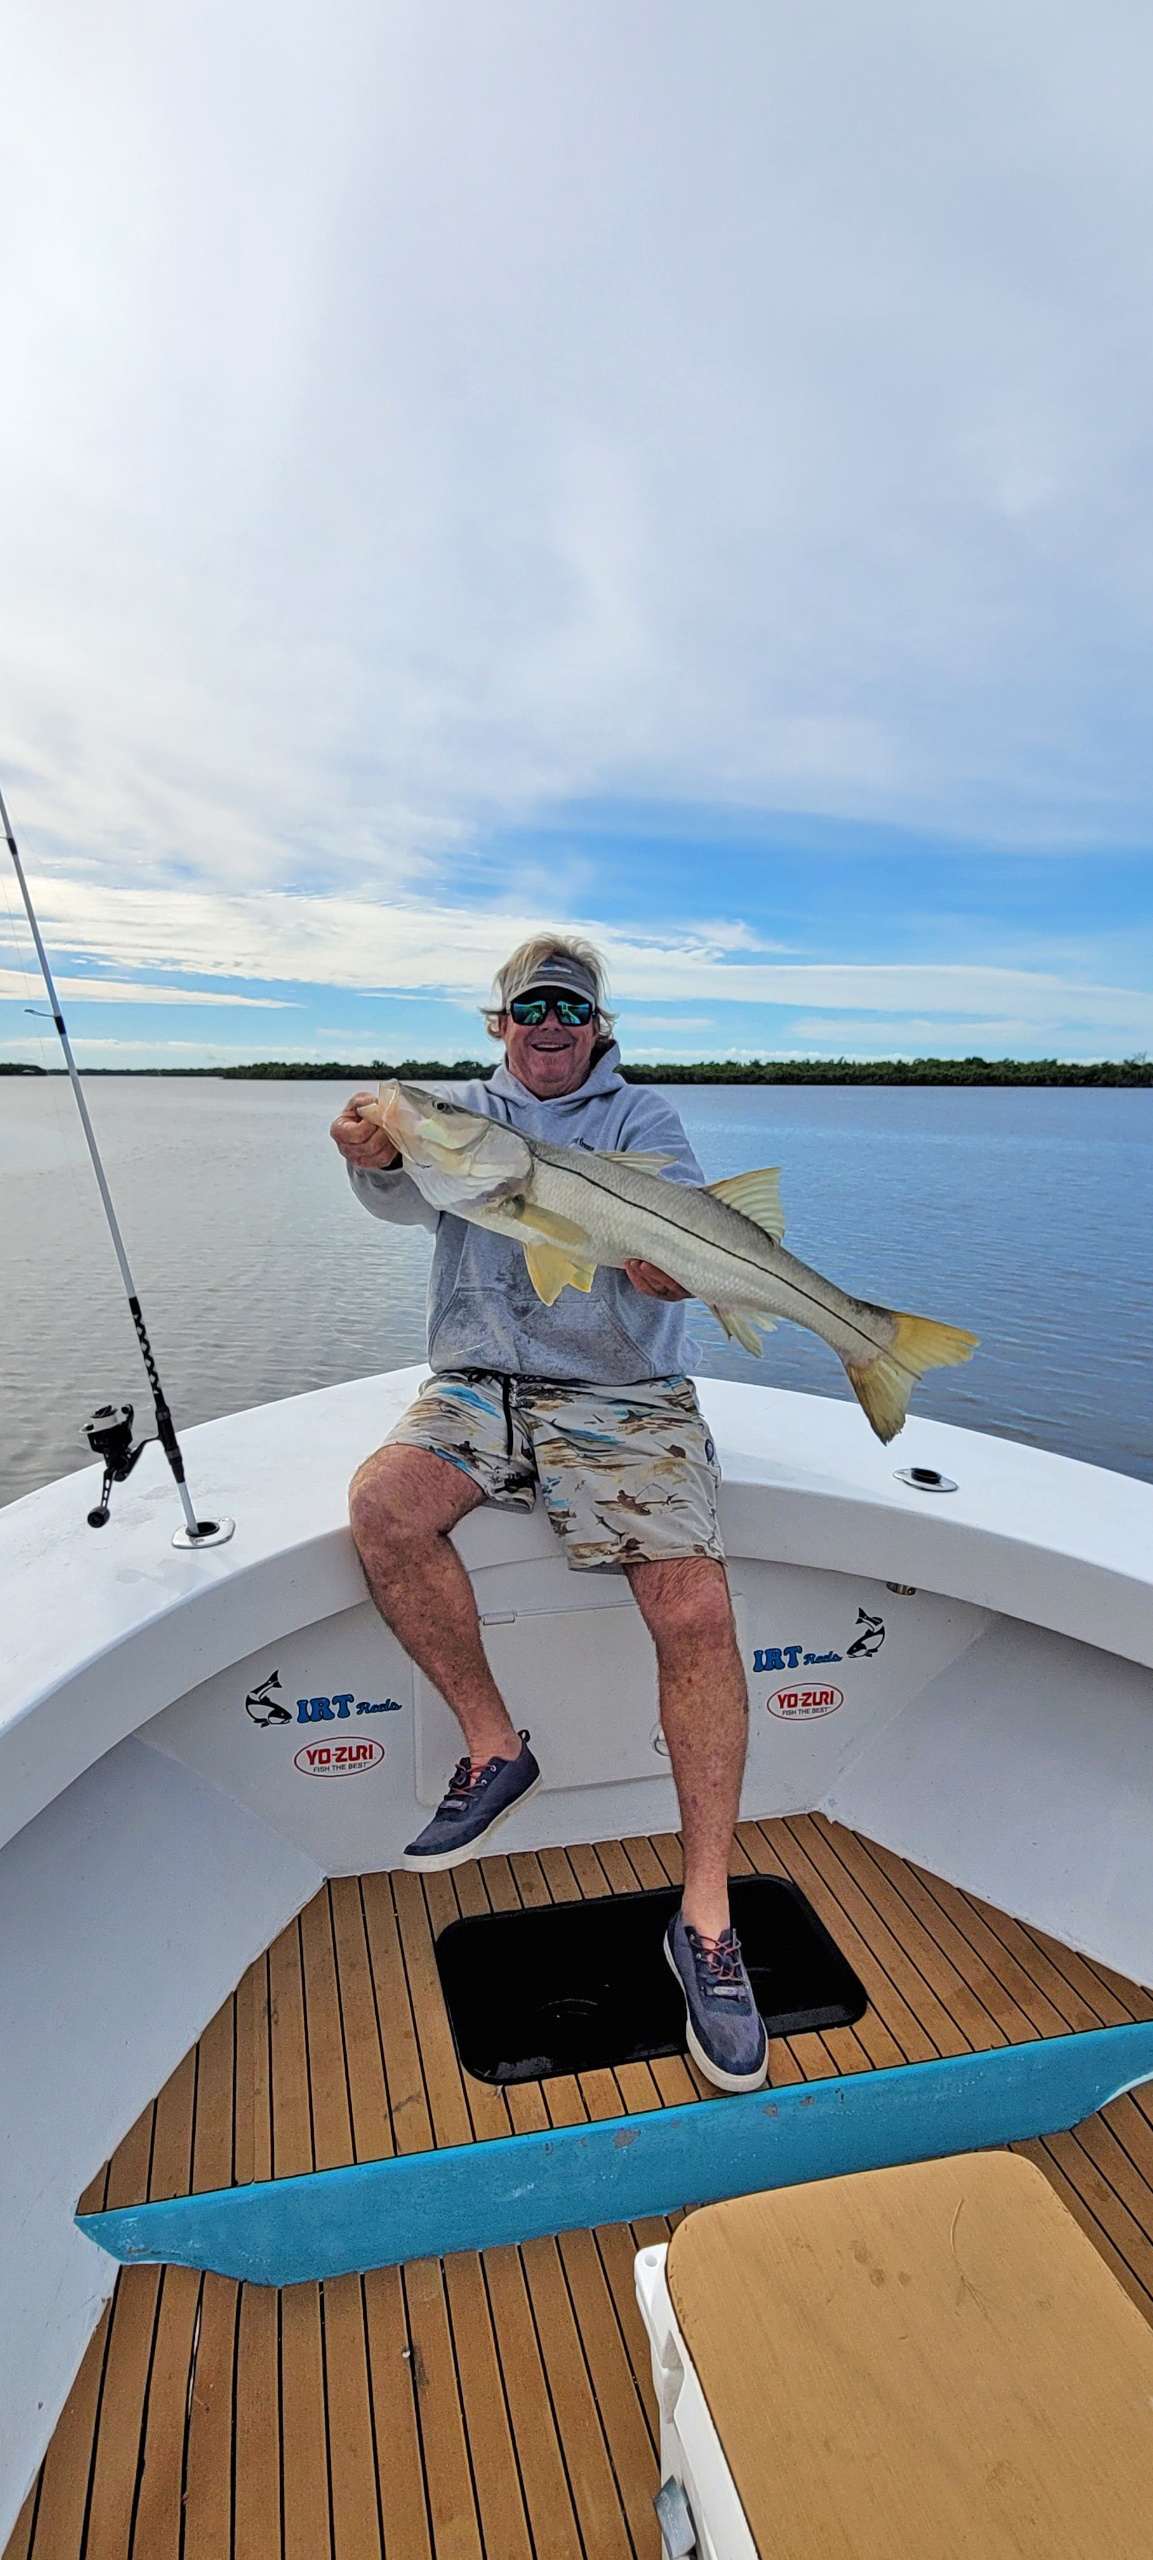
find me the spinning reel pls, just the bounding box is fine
[83,1403,151,1528]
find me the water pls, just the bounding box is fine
[1,1077,1150,1510]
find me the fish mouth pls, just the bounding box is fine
[376,1081,477,1165]
[374,1078,533,1203]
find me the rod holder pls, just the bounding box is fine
[172,1517,235,1549]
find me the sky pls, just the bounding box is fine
[2,0,1153,1067]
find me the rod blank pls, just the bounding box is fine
[1,782,220,1543]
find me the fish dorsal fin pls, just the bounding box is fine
[709,1305,767,1357]
[523,1241,597,1304]
[590,1148,677,1173]
[705,1167,785,1241]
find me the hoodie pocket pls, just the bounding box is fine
[578,1284,689,1379]
[427,1286,520,1368]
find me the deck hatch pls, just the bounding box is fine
[434,1874,867,2083]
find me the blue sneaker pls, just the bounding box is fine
[664,1910,769,2093]
[404,1731,541,1870]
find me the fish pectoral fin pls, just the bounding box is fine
[487,1193,598,1294]
[504,1198,594,1249]
[589,1148,678,1172]
[523,1241,597,1303]
[470,1203,542,1242]
[710,1305,768,1356]
[705,1167,785,1241]
[845,1311,979,1443]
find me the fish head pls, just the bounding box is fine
[367,1080,532,1208]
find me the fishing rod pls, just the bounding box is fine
[1,782,232,1547]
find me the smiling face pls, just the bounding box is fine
[499,1001,600,1097]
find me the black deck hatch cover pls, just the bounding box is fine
[434,1874,868,2085]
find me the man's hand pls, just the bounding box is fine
[624,1258,691,1302]
[330,1091,401,1171]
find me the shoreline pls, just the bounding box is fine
[3,1056,1152,1087]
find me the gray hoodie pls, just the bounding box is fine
[348,1046,705,1383]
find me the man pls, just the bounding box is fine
[331,934,767,2094]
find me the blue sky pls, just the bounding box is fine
[2,1,1153,1066]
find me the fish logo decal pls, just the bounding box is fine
[245,1670,291,1727]
[846,1610,885,1660]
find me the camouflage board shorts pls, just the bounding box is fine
[386,1371,724,1571]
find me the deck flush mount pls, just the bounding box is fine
[172,1516,236,1549]
[894,1465,957,1494]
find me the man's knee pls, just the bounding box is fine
[348,1444,481,1561]
[348,1450,410,1557]
[628,1555,736,1651]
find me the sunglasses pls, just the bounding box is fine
[508,992,595,1027]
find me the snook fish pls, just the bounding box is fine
[359,1079,977,1443]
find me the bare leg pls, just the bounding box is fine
[626,1556,747,1940]
[349,1445,521,1765]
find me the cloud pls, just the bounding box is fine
[2,1,1153,1080]
[0,968,289,1008]
[0,1035,301,1061]
[10,876,1149,1040]
[785,1010,1153,1059]
[8,879,775,994]
[3,0,1153,906]
[617,1016,715,1032]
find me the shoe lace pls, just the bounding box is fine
[445,1755,485,1804]
[688,1925,746,1996]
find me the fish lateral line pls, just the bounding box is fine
[526,1145,901,1354]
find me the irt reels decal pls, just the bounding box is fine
[766,1684,844,1721]
[294,1739,386,1778]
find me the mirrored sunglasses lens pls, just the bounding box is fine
[509,993,594,1026]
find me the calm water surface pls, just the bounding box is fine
[1,1077,1150,1508]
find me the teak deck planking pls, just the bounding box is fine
[12,1812,1153,2560]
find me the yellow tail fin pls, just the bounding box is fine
[845,1311,978,1444]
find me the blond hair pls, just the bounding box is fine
[484,931,616,1042]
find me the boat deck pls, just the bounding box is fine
[11,1811,1153,2560]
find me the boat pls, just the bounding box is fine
[3,1362,1153,2556]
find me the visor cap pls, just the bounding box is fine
[514,951,600,1007]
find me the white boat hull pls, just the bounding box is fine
[1,1367,1152,2546]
